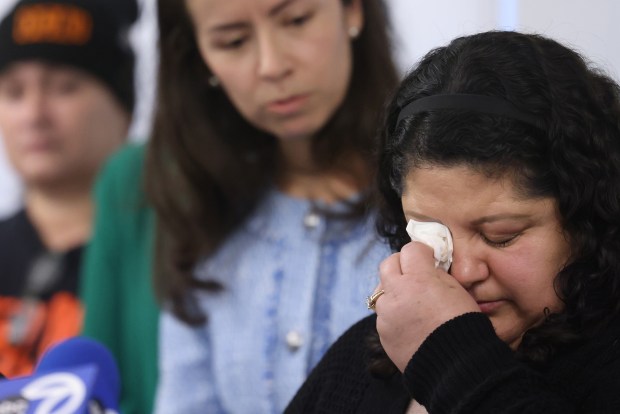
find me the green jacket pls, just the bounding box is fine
[80,144,159,414]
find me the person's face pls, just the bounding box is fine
[401,165,571,350]
[185,0,362,141]
[0,61,128,188]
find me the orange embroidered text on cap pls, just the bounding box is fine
[12,4,93,46]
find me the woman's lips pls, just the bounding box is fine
[477,300,504,314]
[266,94,308,116]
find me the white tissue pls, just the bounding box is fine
[405,219,453,271]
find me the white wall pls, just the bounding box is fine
[518,0,620,80]
[0,0,20,218]
[389,0,500,73]
[388,0,620,81]
[0,0,619,218]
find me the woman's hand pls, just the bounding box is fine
[374,241,479,372]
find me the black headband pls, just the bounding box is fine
[396,94,544,129]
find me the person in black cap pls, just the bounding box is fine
[287,30,620,413]
[0,0,137,378]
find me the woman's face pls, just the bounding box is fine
[0,62,128,188]
[185,0,362,141]
[401,165,571,349]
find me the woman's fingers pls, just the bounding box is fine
[374,241,479,372]
[399,241,436,275]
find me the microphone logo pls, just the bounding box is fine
[21,372,86,414]
[0,337,120,414]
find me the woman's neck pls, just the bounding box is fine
[276,137,370,203]
[25,182,94,252]
[277,165,366,203]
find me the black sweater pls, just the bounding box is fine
[286,313,620,413]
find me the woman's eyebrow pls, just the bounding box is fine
[209,0,300,33]
[268,0,299,17]
[210,21,248,33]
[471,213,530,225]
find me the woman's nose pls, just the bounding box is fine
[449,239,490,289]
[256,31,292,81]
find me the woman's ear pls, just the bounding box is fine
[344,0,364,39]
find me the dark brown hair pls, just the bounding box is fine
[145,0,399,323]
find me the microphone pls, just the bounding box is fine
[0,337,120,414]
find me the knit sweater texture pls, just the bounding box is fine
[286,312,620,413]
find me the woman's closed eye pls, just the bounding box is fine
[215,35,249,50]
[480,232,520,248]
[284,12,314,27]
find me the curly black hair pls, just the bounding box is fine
[371,30,620,375]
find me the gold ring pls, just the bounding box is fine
[366,289,385,310]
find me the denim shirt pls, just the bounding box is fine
[155,189,391,414]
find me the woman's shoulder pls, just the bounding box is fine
[284,315,378,412]
[308,313,378,378]
[94,143,149,208]
[563,315,620,371]
[329,314,377,354]
[286,314,411,413]
[99,143,146,182]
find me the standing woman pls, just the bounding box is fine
[148,0,399,412]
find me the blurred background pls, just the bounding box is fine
[1,0,619,218]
